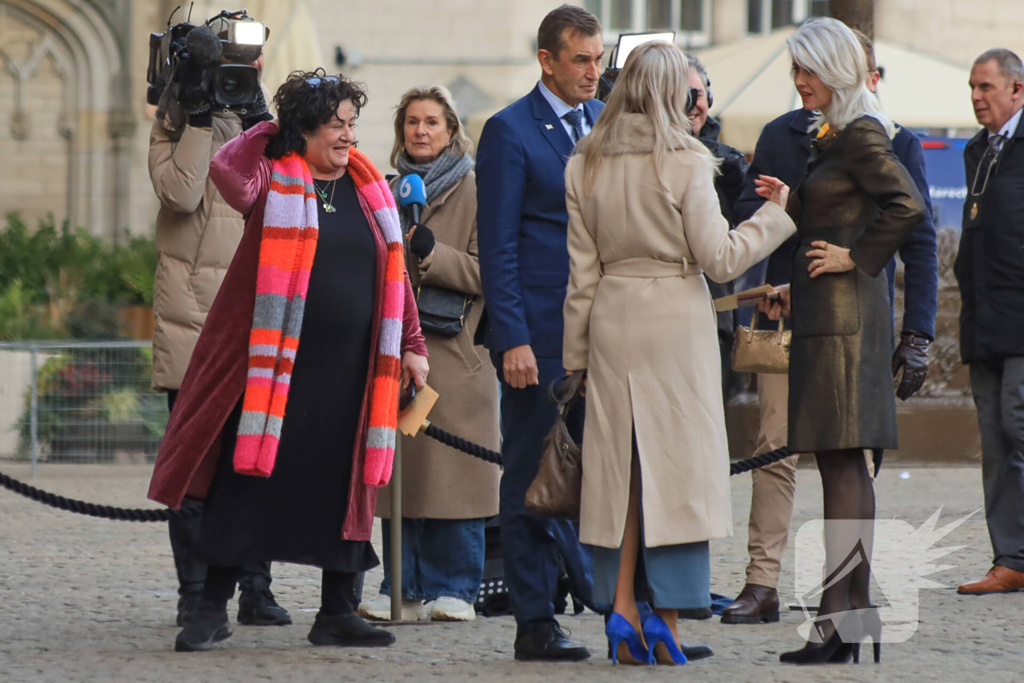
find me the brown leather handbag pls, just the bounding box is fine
[525,372,585,521]
[731,313,791,374]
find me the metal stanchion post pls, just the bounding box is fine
[30,346,38,480]
[390,434,402,622]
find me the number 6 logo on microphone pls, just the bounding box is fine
[399,177,413,200]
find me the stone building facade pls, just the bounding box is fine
[1,0,1022,240]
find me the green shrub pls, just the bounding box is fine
[0,212,157,340]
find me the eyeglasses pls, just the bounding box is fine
[970,133,1007,197]
[305,75,340,88]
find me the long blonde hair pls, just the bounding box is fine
[390,85,474,168]
[580,41,717,193]
[787,18,895,138]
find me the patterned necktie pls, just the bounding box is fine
[562,108,585,143]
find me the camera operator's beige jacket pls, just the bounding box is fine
[149,110,244,390]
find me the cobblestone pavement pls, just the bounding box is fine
[1,462,1021,682]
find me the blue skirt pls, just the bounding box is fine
[590,539,711,610]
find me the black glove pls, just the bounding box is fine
[241,88,272,131]
[892,331,930,400]
[408,224,435,260]
[176,59,212,118]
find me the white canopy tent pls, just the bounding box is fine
[696,28,979,154]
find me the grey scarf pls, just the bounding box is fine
[394,149,474,230]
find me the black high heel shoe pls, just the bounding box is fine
[780,615,853,665]
[845,608,883,663]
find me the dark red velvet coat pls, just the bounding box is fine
[147,121,428,541]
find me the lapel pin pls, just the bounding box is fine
[545,124,554,130]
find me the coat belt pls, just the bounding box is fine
[601,258,702,279]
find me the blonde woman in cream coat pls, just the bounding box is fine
[562,41,796,664]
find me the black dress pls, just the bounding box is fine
[787,117,925,453]
[198,173,379,573]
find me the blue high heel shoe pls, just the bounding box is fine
[605,613,649,665]
[642,614,688,665]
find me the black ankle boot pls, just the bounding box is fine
[238,588,292,626]
[307,613,396,647]
[175,600,232,652]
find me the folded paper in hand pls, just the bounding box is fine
[398,384,439,436]
[713,284,787,312]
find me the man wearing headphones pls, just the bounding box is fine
[686,54,749,403]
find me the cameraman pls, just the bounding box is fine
[147,21,286,628]
[686,54,749,401]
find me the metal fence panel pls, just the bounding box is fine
[0,342,168,472]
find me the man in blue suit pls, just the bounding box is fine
[476,4,605,662]
[721,30,939,625]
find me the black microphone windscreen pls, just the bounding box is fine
[186,26,223,66]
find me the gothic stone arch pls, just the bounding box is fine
[0,0,131,238]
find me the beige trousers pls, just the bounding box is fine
[744,373,875,588]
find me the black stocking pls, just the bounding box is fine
[813,449,875,641]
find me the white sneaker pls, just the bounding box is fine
[428,596,476,621]
[357,594,428,621]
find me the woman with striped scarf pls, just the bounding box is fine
[148,69,429,653]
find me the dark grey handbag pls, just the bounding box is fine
[415,286,474,338]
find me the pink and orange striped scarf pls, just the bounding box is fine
[233,149,404,486]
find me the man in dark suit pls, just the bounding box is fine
[721,31,939,625]
[955,48,1024,596]
[476,4,605,662]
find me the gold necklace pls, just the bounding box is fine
[314,178,338,213]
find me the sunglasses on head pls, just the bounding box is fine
[305,75,340,88]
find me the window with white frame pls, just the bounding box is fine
[584,0,712,47]
[746,0,829,34]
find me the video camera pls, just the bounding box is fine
[146,6,267,112]
[597,31,700,113]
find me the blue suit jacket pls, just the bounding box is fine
[734,108,939,338]
[475,85,605,359]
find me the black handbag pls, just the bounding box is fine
[415,285,474,338]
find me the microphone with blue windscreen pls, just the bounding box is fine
[398,174,427,227]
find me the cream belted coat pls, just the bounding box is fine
[563,114,796,549]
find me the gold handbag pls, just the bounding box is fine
[525,372,585,521]
[731,313,791,374]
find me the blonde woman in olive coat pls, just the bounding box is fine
[563,41,796,662]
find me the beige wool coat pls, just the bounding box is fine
[563,114,796,549]
[377,171,500,520]
[149,111,245,390]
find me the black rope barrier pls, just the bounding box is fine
[0,426,793,522]
[0,472,200,522]
[422,423,793,475]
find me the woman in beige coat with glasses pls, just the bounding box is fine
[562,41,796,664]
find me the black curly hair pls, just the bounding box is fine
[265,68,368,160]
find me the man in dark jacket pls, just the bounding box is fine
[687,55,749,401]
[955,48,1024,596]
[721,32,939,625]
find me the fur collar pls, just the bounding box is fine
[578,113,688,156]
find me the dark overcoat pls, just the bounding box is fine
[955,112,1024,362]
[787,117,925,453]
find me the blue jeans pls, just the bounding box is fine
[380,517,485,603]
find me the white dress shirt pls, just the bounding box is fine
[993,106,1023,150]
[538,79,591,143]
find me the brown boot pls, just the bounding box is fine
[720,584,780,624]
[957,566,1024,595]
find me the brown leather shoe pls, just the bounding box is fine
[957,566,1024,595]
[720,584,780,624]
